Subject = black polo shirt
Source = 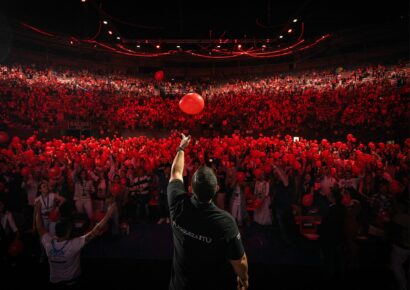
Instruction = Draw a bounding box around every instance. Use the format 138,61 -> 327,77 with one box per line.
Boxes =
167,179 -> 244,290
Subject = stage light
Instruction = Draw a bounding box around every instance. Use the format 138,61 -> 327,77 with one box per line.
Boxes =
237,44 -> 242,49
156,44 -> 160,49
70,40 -> 74,45
293,136 -> 300,142
136,45 -> 140,48
293,18 -> 298,23
176,45 -> 181,49
216,45 -> 221,48
81,0 -> 86,2
117,36 -> 121,40
108,30 -> 113,35
262,44 -> 267,48
103,20 -> 108,25
288,28 -> 293,33
279,35 -> 283,39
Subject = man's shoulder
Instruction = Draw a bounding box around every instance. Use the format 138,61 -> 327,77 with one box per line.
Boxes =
168,178 -> 184,186
209,206 -> 237,228
167,179 -> 186,194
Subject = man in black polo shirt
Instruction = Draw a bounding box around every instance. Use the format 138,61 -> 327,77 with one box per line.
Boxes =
167,134 -> 249,290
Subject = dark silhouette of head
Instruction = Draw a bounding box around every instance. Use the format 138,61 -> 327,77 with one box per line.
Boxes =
191,166 -> 218,202
55,219 -> 72,239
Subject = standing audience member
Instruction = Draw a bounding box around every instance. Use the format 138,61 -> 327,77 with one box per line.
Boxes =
72,170 -> 94,221
0,200 -> 20,264
319,188 -> 346,280
253,174 -> 271,225
156,163 -> 171,224
34,198 -> 116,286
34,181 -> 66,236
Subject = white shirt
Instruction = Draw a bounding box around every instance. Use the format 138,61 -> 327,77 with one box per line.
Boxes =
35,193 -> 57,222
23,177 -> 39,206
338,177 -> 360,190
73,180 -> 95,200
41,233 -> 86,283
254,181 -> 269,198
320,176 -> 337,196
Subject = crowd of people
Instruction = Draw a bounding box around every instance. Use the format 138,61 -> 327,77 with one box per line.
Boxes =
0,63 -> 408,135
0,61 -> 408,289
0,133 -> 408,277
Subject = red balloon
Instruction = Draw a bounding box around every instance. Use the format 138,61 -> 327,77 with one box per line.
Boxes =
254,168 -> 263,178
254,198 -> 262,209
48,167 -> 61,179
179,93 -> 205,115
263,164 -> 272,175
0,131 -> 9,143
11,136 -> 20,144
342,193 -> 352,206
236,172 -> 246,183
389,181 -> 402,195
48,209 -> 60,222
120,178 -> 128,185
8,239 -> 23,257
21,167 -> 30,177
293,161 -> 302,171
302,194 -> 314,207
111,183 -> 122,196
154,70 -> 164,81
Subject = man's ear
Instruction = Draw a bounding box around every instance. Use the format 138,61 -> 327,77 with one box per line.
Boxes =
215,185 -> 220,193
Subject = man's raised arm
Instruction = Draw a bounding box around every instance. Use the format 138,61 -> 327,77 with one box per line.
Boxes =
169,133 -> 191,182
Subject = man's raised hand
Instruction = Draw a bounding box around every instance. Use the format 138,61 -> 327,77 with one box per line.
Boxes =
179,133 -> 191,149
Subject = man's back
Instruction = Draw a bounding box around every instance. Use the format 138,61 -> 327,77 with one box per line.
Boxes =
42,233 -> 85,283
168,179 -> 244,290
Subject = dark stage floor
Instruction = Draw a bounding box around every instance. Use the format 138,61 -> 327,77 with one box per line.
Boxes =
2,223 -> 398,290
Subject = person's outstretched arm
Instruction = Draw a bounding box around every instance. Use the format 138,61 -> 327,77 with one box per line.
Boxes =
34,200 -> 47,238
230,253 -> 249,290
169,133 -> 191,183
84,203 -> 116,244
273,164 -> 289,187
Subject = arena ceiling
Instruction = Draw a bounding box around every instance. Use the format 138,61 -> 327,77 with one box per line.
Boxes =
3,0 -> 407,40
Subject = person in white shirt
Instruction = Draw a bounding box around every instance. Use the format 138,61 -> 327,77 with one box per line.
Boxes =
338,170 -> 360,191
34,199 -> 116,286
229,177 -> 249,227
22,172 -> 39,208
33,180 -> 66,236
320,167 -> 337,197
72,170 -> 95,221
253,174 -> 271,225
